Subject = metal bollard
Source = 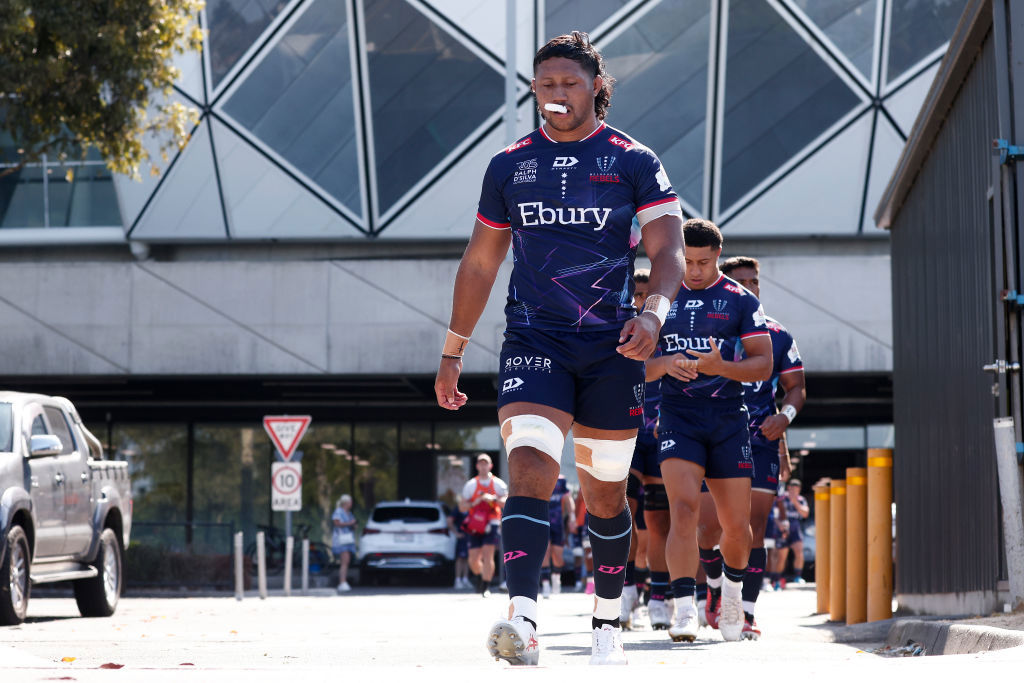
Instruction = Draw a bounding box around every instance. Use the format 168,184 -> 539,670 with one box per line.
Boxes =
828,479 -> 846,622
867,448 -> 894,621
301,539 -> 310,595
284,536 -> 294,597
256,530 -> 268,600
234,531 -> 244,601
846,467 -> 867,624
813,484 -> 830,614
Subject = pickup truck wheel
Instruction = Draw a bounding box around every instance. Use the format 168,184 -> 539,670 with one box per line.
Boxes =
73,528 -> 122,617
0,525 -> 30,625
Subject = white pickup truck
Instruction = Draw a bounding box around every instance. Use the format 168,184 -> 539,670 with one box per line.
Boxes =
0,391 -> 131,625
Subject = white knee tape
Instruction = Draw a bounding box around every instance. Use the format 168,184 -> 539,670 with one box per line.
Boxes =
574,437 -> 636,482
501,415 -> 565,463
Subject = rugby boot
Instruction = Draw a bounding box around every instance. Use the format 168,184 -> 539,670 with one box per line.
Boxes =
704,589 -> 721,629
648,598 -> 673,630
718,581 -> 744,641
589,624 -> 628,665
541,580 -> 551,599
696,599 -> 709,628
668,601 -> 700,643
619,585 -> 639,629
486,615 -> 539,666
741,615 -> 761,641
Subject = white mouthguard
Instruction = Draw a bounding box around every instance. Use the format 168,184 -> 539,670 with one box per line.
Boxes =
544,103 -> 567,114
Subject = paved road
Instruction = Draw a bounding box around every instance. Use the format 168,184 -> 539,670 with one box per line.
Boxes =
0,584 -> 1018,680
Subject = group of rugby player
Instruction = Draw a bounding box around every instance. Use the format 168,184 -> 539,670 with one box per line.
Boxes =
435,32 -> 804,666
620,248 -> 805,645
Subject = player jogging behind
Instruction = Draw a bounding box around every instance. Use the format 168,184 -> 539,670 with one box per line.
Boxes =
647,219 -> 772,643
698,256 -> 805,638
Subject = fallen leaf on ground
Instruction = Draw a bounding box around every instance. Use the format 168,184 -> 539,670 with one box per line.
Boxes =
98,663 -> 124,669
60,657 -> 76,663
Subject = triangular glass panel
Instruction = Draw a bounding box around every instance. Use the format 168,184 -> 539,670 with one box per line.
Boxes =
545,0 -> 633,38
884,62 -> 939,133
364,0 -> 504,215
789,0 -> 878,82
886,0 -> 966,86
721,0 -> 861,211
861,115 -> 904,231
113,91 -> 196,230
131,120 -> 228,239
210,118 -> 365,238
725,111 -> 872,235
206,0 -> 292,89
601,0 -> 712,214
223,0 -> 364,219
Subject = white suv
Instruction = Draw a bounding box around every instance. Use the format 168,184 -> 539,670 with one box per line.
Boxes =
357,500 -> 456,586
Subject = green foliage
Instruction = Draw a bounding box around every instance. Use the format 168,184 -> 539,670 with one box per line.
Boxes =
0,0 -> 204,179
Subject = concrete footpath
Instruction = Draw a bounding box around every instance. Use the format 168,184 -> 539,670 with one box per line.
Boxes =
0,583 -> 1020,680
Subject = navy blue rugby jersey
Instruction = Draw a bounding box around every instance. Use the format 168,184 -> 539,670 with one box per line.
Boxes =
658,274 -> 770,403
476,122 -> 681,331
742,317 -> 803,429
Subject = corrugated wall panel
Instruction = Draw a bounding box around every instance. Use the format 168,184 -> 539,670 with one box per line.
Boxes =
890,32 -> 1001,595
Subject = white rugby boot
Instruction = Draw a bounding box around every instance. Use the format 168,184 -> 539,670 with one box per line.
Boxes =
696,598 -> 708,627
541,580 -> 551,599
619,585 -> 639,629
648,597 -> 673,630
589,624 -> 627,665
668,600 -> 700,642
486,615 -> 539,666
718,579 -> 744,641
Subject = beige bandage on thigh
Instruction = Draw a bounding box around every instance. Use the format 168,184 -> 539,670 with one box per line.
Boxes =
574,437 -> 636,482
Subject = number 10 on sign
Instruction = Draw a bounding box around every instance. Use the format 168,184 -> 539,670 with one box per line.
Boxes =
271,462 -> 302,511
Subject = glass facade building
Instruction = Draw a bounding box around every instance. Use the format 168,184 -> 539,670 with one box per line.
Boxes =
0,0 -> 966,581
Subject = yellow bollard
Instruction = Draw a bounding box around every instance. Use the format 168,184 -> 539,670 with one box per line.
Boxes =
846,468 -> 867,624
829,479 -> 847,621
867,448 -> 894,621
813,484 -> 831,614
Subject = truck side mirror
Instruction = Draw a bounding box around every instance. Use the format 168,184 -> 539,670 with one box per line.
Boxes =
29,434 -> 62,457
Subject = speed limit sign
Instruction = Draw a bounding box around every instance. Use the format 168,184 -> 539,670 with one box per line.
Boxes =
271,462 -> 302,511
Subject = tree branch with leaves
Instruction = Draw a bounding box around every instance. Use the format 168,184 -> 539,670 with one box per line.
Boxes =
0,0 -> 205,180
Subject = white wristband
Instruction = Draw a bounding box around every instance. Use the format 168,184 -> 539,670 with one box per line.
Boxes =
780,404 -> 798,424
641,294 -> 671,326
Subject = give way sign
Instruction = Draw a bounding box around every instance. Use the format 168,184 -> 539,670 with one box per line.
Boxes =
263,415 -> 312,460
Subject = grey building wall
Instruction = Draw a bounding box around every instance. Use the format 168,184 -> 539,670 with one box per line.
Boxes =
887,27 -> 1001,602
0,251 -> 890,378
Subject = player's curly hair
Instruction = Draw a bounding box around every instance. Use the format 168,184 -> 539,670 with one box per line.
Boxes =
720,256 -> 760,275
683,218 -> 723,249
533,31 -> 615,120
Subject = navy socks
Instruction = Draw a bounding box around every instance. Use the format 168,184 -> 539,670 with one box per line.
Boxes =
743,547 -> 767,604
501,496 -> 551,601
587,507 -> 633,600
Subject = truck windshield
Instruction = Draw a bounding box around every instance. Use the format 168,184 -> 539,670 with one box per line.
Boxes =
0,403 -> 11,453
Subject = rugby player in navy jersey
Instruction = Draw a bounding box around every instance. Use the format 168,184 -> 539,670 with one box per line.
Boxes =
621,269 -> 675,631
434,32 -> 685,666
695,256 -> 805,640
646,219 -> 772,643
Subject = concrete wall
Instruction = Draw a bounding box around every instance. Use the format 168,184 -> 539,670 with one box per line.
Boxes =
0,253 -> 890,377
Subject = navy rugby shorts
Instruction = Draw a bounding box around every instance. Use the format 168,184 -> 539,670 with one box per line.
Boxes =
497,327 -> 645,431
749,431 -> 781,494
468,525 -> 500,549
630,431 -> 662,478
657,397 -> 754,480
